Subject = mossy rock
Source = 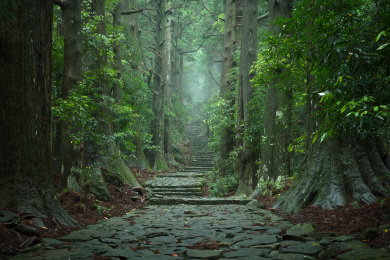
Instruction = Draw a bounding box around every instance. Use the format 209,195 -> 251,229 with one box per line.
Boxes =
85,168 -> 111,202
102,169 -> 125,187
174,154 -> 185,164
286,223 -> 316,236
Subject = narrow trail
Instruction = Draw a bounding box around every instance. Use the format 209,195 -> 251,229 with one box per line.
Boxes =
14,120 -> 390,259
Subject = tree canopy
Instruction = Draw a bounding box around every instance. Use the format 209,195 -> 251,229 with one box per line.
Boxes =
1,0 -> 389,225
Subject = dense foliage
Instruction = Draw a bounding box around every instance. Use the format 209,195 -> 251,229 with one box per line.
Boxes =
253,0 -> 390,143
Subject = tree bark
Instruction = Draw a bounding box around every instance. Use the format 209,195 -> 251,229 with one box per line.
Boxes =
124,0 -> 140,50
59,0 -> 84,189
274,70 -> 390,213
258,0 -> 292,182
178,53 -> 184,107
113,2 -> 122,105
219,0 -> 242,173
93,0 -> 141,187
273,136 -> 390,213
235,0 -> 258,196
122,0 -> 151,170
163,5 -> 177,166
0,0 -> 77,226
151,0 -> 168,170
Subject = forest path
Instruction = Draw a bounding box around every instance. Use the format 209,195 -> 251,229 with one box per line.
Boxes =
146,118 -> 251,206
13,120 -> 390,259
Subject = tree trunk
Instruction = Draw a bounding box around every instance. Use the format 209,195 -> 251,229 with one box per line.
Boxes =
52,12 -> 64,176
219,0 -> 241,173
0,0 -> 77,226
164,6 -> 177,166
273,137 -> 390,213
178,53 -> 184,107
93,0 -> 141,187
259,82 -> 292,181
152,0 -> 168,170
113,2 -> 122,105
235,0 -> 258,196
257,0 -> 293,182
121,0 -> 150,170
274,72 -> 390,213
123,0 -> 140,53
59,0 -> 84,189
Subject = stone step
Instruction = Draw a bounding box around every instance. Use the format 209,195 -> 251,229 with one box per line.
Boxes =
184,166 -> 213,172
145,177 -> 203,189
149,197 -> 253,205
153,191 -> 202,197
190,160 -> 214,164
189,163 -> 214,167
191,159 -> 214,165
156,172 -> 204,178
151,187 -> 202,193
148,184 -> 203,189
191,156 -> 215,159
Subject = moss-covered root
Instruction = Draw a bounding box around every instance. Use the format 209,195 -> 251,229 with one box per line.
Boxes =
273,137 -> 389,214
103,157 -> 141,187
235,151 -> 257,196
153,155 -> 169,171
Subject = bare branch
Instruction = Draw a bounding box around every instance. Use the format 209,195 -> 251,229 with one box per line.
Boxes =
146,47 -> 163,61
121,9 -> 144,15
257,12 -> 269,22
202,1 -> 211,12
180,39 -> 206,55
208,64 -> 222,87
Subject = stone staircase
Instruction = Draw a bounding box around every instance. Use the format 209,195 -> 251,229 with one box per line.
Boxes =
146,120 -> 252,205
15,120 -> 390,260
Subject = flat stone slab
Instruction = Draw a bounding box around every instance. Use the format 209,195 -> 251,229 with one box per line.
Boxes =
14,204 -> 390,259
280,241 -> 324,256
153,191 -> 202,197
149,197 -> 253,205
186,249 -> 222,258
145,177 -> 203,188
184,166 -> 213,171
59,231 -> 93,242
156,172 -> 204,178
223,248 -> 271,257
152,187 -> 202,192
11,121 -> 390,260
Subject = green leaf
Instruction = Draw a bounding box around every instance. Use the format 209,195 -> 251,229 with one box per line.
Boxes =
312,133 -> 318,143
320,133 -> 328,143
376,31 -> 385,42
377,43 -> 389,51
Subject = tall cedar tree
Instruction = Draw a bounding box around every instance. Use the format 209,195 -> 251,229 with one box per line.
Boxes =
152,0 -> 169,170
259,0 -> 292,182
0,0 -> 77,225
274,0 -> 390,213
235,0 -> 258,195
55,0 -> 84,188
219,0 -> 242,174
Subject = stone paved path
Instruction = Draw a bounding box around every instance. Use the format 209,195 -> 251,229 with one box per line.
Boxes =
13,121 -> 390,259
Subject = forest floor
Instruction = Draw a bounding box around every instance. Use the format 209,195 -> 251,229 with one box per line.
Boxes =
254,185 -> 390,253
2,168 -> 390,259
202,180 -> 390,253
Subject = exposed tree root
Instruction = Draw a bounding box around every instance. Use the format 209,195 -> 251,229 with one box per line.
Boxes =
273,137 -> 390,213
